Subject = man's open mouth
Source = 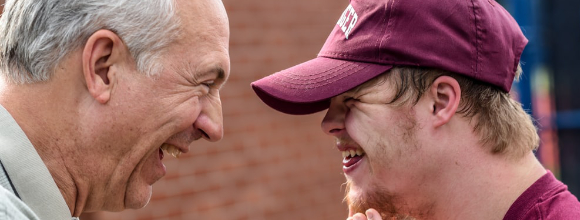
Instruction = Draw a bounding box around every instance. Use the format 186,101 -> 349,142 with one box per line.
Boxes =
160,143 -> 182,158
342,148 -> 365,168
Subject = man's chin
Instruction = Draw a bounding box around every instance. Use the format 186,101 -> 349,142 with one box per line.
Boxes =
345,181 -> 370,213
345,181 -> 405,219
346,190 -> 363,217
347,192 -> 376,217
124,184 -> 153,210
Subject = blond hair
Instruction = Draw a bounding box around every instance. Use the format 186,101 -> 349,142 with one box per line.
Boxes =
365,66 -> 539,157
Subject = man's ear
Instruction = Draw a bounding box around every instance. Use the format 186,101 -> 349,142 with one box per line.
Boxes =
429,76 -> 461,128
82,29 -> 127,104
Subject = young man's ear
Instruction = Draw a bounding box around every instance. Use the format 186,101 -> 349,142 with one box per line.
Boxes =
429,76 -> 461,128
82,29 -> 127,104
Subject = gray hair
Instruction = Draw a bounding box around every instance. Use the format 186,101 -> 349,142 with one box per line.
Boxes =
0,0 -> 180,84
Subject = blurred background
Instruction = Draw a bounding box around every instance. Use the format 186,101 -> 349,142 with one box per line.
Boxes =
0,0 -> 578,219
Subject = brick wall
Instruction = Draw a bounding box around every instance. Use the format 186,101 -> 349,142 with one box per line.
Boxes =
82,1 -> 349,219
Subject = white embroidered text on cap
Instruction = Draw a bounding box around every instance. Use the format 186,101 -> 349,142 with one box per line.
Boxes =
337,4 -> 358,39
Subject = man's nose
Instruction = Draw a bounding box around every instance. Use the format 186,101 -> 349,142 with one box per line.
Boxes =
193,95 -> 224,142
321,99 -> 346,137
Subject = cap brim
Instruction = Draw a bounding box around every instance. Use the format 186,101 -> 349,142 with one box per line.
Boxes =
251,57 -> 393,115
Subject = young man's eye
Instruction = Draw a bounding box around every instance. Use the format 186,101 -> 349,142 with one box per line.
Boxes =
343,97 -> 357,103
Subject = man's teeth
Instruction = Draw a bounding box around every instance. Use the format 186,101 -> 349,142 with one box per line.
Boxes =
342,149 -> 364,158
161,144 -> 181,158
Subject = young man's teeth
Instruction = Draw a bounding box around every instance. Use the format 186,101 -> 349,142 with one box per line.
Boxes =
342,149 -> 365,158
161,144 -> 181,158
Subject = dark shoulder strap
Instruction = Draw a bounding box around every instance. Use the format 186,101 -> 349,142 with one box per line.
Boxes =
0,158 -> 20,199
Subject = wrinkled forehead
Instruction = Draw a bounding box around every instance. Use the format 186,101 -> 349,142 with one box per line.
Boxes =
175,0 -> 229,40
170,0 -> 230,73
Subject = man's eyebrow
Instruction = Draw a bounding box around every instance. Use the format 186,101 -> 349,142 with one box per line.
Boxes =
195,65 -> 229,89
196,65 -> 226,81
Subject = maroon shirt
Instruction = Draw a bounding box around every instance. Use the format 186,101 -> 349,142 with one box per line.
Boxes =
503,170 -> 580,220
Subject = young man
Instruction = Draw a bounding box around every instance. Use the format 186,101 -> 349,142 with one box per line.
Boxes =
252,0 -> 580,219
0,0 -> 230,218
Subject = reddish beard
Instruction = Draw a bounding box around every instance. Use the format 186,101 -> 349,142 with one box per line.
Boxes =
345,180 -> 416,220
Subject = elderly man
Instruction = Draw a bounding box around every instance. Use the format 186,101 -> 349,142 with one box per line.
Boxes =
0,0 -> 229,219
252,0 -> 580,219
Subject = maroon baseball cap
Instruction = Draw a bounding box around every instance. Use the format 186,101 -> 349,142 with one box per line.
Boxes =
252,0 -> 528,115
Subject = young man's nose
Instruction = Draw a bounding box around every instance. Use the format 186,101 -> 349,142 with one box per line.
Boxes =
321,99 -> 347,137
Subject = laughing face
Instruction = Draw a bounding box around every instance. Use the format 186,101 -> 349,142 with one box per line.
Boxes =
321,72 -> 441,218
75,0 -> 230,211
